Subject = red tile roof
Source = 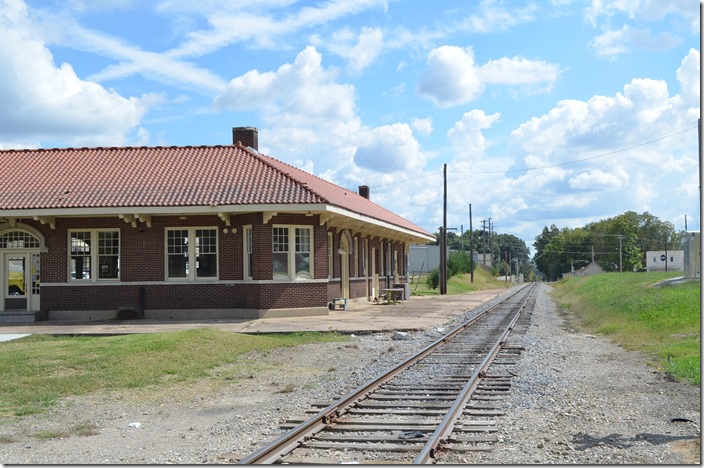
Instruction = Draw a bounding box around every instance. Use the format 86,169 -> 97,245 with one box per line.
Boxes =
0,144 -> 433,239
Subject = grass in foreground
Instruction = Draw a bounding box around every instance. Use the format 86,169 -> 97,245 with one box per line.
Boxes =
551,272 -> 700,385
0,328 -> 345,419
410,267 -> 512,296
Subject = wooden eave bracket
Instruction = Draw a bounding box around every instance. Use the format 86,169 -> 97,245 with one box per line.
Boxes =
319,213 -> 334,226
136,214 -> 152,228
263,211 -> 277,224
33,216 -> 56,230
218,212 -> 231,226
119,214 -> 137,228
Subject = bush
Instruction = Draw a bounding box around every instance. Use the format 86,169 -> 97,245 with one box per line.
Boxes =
448,251 -> 473,277
426,268 -> 440,289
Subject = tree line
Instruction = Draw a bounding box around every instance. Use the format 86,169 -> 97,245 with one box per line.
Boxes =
533,211 -> 684,281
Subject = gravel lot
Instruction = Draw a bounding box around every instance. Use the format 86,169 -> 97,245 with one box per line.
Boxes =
0,283 -> 700,464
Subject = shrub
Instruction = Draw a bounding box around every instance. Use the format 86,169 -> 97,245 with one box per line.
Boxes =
426,268 -> 440,289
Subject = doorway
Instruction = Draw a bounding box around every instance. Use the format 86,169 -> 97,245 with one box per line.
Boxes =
4,253 -> 41,311
0,228 -> 42,312
340,235 -> 350,299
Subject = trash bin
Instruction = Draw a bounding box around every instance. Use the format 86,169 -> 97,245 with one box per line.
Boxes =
393,283 -> 409,300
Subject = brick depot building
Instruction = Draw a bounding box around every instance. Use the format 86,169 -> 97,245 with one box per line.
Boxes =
0,127 -> 434,322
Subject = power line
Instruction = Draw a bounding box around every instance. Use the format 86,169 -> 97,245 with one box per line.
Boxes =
364,125 -> 696,189
453,126 -> 697,175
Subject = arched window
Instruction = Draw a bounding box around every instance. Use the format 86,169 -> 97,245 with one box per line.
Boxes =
0,230 -> 40,249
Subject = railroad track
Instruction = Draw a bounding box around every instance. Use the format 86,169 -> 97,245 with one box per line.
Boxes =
239,283 -> 537,464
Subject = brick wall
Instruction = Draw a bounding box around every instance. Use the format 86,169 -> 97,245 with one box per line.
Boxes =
15,213 -> 408,315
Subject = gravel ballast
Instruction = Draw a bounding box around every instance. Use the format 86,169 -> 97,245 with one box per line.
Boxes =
0,284 -> 700,464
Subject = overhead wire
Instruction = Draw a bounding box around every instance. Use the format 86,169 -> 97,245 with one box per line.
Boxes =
367,125 -> 697,188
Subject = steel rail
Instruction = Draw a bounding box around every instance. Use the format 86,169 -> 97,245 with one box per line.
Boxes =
413,283 -> 536,464
238,286 -> 528,464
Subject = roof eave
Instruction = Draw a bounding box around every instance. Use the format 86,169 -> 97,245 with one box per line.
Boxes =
0,203 -> 434,243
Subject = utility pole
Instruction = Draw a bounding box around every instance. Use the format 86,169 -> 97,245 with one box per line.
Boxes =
481,219 -> 487,270
469,204 -> 474,283
488,217 -> 493,267
440,163 -> 447,295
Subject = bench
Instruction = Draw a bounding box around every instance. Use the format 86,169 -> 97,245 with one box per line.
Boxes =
329,297 -> 348,311
379,288 -> 404,304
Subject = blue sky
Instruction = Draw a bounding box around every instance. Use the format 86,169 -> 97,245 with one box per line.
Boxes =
0,0 -> 700,250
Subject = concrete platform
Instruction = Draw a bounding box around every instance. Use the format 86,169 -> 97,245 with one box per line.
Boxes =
0,289 -> 510,337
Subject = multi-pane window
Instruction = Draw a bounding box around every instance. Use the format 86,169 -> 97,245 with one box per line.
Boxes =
243,225 -> 253,280
295,228 -> 311,279
166,228 -> 217,280
69,230 -> 119,281
273,226 -> 313,280
98,231 -> 119,279
167,229 -> 189,278
0,230 -> 40,249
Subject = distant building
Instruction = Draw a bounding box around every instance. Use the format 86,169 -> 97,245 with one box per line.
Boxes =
562,261 -> 603,278
646,250 -> 684,272
408,245 -> 481,274
682,232 -> 700,278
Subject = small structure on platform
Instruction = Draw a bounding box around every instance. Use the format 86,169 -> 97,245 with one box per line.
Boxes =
645,250 -> 684,272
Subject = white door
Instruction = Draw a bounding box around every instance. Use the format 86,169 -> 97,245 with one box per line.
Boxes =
5,254 -> 28,311
3,252 -> 39,311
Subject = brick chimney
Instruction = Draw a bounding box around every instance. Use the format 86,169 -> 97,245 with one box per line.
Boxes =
232,127 -> 258,150
359,185 -> 370,199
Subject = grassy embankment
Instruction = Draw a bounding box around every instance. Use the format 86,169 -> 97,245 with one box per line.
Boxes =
551,272 -> 700,385
410,266 -> 513,296
0,329 -> 346,420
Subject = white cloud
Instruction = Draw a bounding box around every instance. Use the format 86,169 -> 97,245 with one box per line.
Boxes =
410,117 -> 433,136
417,46 -> 484,108
676,49 -> 700,107
0,0 -> 154,147
353,123 -> 425,173
447,110 -> 500,157
315,26 -> 385,74
504,49 -> 699,233
589,24 -> 681,58
584,0 -> 698,29
169,0 -> 389,56
418,45 -> 562,107
568,168 -> 628,191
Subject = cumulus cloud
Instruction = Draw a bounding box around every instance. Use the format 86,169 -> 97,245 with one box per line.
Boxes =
417,45 -> 561,107
568,168 -> 628,191
503,48 -> 699,230
410,117 -> 433,136
353,123 -> 425,173
448,110 -> 501,157
0,0 -> 153,147
417,46 -> 484,108
214,46 -> 356,122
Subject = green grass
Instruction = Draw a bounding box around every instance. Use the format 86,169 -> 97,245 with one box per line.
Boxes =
410,267 -> 512,296
0,328 -> 346,419
552,273 -> 700,384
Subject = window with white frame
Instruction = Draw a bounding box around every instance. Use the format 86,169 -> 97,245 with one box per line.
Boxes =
243,225 -> 253,280
165,228 -> 218,280
273,225 -> 313,280
69,229 -> 120,281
